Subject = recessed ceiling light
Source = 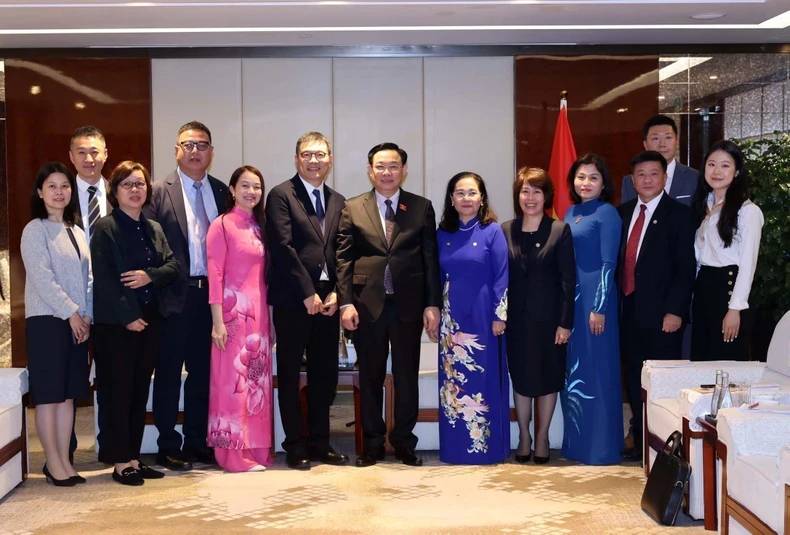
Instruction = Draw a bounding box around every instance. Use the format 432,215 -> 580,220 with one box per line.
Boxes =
75,101 -> 86,110
691,12 -> 725,20
658,96 -> 665,100
709,75 -> 718,80
30,85 -> 41,95
694,107 -> 701,111
617,108 -> 628,113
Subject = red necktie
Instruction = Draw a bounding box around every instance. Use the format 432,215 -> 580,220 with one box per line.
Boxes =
622,204 -> 647,296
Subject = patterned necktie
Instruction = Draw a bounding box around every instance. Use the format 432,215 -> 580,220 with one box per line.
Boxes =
622,204 -> 647,296
383,200 -> 395,294
87,185 -> 100,239
312,189 -> 325,227
193,181 -> 211,265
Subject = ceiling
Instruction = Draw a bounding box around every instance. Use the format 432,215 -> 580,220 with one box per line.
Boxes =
0,0 -> 788,49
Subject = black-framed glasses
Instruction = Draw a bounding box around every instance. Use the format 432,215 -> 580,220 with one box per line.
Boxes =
179,141 -> 211,152
299,151 -> 328,161
119,181 -> 147,190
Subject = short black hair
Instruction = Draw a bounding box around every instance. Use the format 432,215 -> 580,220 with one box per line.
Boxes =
367,142 -> 407,165
70,125 -> 105,147
30,162 -> 79,226
643,115 -> 678,140
178,121 -> 212,144
107,161 -> 153,209
567,153 -> 615,205
438,171 -> 497,232
514,167 -> 554,216
630,150 -> 668,174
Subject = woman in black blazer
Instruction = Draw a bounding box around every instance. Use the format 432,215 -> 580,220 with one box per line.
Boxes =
90,161 -> 179,486
502,167 -> 575,464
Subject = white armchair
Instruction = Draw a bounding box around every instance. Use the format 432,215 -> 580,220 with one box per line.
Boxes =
717,407 -> 790,535
0,367 -> 29,499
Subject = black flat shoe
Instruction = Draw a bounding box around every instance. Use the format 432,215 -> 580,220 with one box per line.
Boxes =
514,453 -> 532,464
136,462 -> 165,479
394,448 -> 423,467
309,447 -> 349,466
156,452 -> 193,471
355,447 -> 385,468
621,448 -> 642,463
112,467 -> 144,486
43,464 -> 77,487
183,446 -> 217,466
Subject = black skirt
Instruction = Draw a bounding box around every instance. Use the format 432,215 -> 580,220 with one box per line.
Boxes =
505,314 -> 566,397
691,265 -> 755,361
25,315 -> 89,405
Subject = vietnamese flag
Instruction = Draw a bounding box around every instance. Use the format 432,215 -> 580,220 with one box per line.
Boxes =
548,98 -> 577,220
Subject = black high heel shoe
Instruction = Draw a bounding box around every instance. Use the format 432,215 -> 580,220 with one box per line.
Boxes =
70,474 -> 86,484
534,440 -> 551,464
515,453 -> 532,463
43,464 -> 77,487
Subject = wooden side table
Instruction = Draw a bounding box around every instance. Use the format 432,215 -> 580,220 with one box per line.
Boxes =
696,415 -> 719,531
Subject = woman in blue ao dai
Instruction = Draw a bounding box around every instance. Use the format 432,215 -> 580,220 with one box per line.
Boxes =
437,172 -> 509,465
561,154 -> 624,465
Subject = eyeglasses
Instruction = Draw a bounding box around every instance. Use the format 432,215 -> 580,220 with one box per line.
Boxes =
373,164 -> 402,173
299,151 -> 328,161
453,190 -> 481,199
179,141 -> 211,152
119,181 -> 147,190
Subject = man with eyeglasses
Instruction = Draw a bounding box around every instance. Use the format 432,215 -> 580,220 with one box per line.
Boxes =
265,132 -> 348,470
143,121 -> 228,471
336,142 -> 441,468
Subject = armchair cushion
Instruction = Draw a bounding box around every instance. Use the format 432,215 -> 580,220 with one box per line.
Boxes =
730,454 -> 782,533
647,397 -> 680,442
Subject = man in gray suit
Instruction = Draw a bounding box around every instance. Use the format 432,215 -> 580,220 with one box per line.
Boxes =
621,115 -> 698,206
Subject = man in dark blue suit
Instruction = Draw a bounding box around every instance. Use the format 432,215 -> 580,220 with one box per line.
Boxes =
143,121 -> 228,471
621,115 -> 699,206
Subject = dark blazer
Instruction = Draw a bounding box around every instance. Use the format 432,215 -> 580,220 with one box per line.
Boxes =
90,211 -> 180,326
617,194 -> 697,329
336,189 -> 441,323
502,215 -> 575,329
265,175 -> 345,309
621,163 -> 699,206
142,170 -> 227,315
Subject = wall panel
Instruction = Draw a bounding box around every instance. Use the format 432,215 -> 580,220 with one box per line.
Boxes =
151,58 -> 243,183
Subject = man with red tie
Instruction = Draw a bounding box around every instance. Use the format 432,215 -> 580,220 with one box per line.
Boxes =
617,150 -> 696,463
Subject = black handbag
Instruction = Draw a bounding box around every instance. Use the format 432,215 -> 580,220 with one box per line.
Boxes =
641,430 -> 692,526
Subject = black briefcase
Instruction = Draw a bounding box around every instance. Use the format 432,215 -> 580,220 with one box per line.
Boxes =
641,430 -> 692,526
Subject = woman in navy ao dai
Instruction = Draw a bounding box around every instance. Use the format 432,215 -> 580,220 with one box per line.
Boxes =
437,172 -> 509,465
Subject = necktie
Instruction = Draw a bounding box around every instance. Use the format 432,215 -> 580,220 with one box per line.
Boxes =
622,204 -> 647,296
383,200 -> 395,294
87,185 -> 100,239
193,181 -> 211,265
312,189 -> 325,226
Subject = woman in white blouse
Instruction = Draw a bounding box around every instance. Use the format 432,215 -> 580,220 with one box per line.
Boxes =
691,140 -> 763,361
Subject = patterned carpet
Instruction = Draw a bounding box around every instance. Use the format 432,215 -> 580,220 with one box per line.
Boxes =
0,407 -> 707,534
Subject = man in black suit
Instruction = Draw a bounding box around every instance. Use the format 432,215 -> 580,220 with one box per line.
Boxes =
617,151 -> 696,462
336,142 -> 442,468
266,132 -> 348,470
143,121 -> 228,471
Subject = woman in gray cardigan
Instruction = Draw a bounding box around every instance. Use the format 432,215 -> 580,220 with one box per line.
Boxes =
20,162 -> 92,487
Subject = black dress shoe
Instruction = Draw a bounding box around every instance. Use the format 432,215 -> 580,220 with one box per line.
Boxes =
394,448 -> 423,467
183,446 -> 217,465
621,448 -> 642,463
514,453 -> 532,464
136,462 -> 165,479
355,447 -> 385,468
285,452 -> 311,470
156,451 -> 193,471
112,467 -> 144,486
309,447 -> 349,466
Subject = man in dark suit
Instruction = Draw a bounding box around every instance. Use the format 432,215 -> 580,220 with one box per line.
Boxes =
621,115 -> 699,206
68,125 -> 112,464
336,142 -> 441,468
617,151 -> 696,462
266,132 -> 348,470
143,121 -> 228,471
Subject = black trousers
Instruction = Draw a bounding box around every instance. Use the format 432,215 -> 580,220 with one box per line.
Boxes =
273,282 -> 339,453
153,286 -> 212,453
355,297 -> 423,451
620,294 -> 683,449
93,303 -> 160,464
691,265 -> 755,362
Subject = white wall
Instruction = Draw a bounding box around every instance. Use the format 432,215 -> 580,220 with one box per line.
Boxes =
151,57 -> 515,220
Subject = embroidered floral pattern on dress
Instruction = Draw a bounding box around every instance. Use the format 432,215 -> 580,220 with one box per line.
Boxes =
233,332 -> 272,416
439,281 -> 491,453
207,415 -> 244,449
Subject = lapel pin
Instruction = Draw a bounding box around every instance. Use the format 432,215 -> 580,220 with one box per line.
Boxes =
575,217 -> 582,224
653,220 -> 658,224
473,242 -> 478,247
399,204 -> 407,211
446,242 -> 451,246
535,243 -> 541,248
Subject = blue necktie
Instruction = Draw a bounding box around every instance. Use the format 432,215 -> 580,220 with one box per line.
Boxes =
383,200 -> 395,294
193,181 -> 210,266
312,189 -> 325,224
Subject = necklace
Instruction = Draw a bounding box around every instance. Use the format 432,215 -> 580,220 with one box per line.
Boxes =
459,221 -> 480,232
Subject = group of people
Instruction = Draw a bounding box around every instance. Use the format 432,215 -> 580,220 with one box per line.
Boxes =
20,114 -> 763,488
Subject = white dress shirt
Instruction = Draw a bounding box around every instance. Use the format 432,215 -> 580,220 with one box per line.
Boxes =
664,159 -> 677,195
695,193 -> 764,310
76,175 -> 108,244
627,191 -> 664,259
177,167 -> 219,277
298,175 -> 329,281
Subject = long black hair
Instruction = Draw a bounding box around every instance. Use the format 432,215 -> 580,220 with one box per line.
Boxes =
30,162 -> 79,225
438,171 -> 497,232
691,140 -> 750,248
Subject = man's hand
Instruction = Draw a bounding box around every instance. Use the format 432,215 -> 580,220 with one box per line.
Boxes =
126,318 -> 148,332
662,313 -> 683,333
303,294 -> 322,315
423,306 -> 440,341
341,305 -> 360,331
321,292 -> 338,316
121,270 -> 152,289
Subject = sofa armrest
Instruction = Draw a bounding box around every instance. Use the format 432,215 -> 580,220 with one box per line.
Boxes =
643,361 -> 765,402
0,368 -> 29,405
